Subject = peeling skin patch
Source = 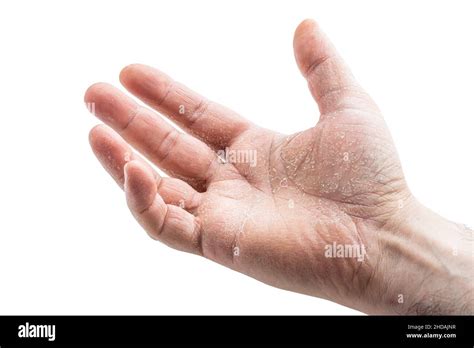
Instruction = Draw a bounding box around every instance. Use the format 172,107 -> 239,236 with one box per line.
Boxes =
274,114 -> 404,217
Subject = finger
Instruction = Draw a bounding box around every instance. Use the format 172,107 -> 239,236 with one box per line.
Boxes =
124,160 -> 203,255
89,124 -> 148,188
293,19 -> 377,116
89,124 -> 201,210
85,83 -> 218,188
120,64 -> 251,148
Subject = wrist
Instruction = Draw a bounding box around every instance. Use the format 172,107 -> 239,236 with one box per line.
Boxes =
350,198 -> 474,315
366,199 -> 473,314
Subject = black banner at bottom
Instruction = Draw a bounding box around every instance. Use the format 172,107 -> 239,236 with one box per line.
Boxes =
0,315 -> 472,346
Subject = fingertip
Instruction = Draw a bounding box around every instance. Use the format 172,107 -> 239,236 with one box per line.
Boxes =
119,63 -> 141,86
84,82 -> 119,122
84,81 -> 138,129
119,63 -> 154,88
294,19 -> 318,42
124,160 -> 146,185
297,18 -> 317,30
88,124 -> 119,157
88,124 -> 107,146
293,18 -> 333,79
119,64 -> 169,102
88,124 -> 110,159
84,82 -> 112,104
124,160 -> 157,212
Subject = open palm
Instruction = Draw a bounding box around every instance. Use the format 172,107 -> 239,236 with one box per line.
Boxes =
86,20 -> 411,311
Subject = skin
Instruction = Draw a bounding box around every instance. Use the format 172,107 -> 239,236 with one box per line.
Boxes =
84,19 -> 473,315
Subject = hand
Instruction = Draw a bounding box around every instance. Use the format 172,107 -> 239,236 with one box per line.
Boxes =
85,19 -> 473,314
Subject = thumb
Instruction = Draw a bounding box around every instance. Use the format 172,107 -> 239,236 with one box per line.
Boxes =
293,19 -> 375,116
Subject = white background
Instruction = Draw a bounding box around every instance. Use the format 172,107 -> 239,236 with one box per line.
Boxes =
0,0 -> 472,315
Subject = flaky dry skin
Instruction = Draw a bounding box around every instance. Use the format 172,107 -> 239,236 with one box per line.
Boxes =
84,19 -> 473,314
